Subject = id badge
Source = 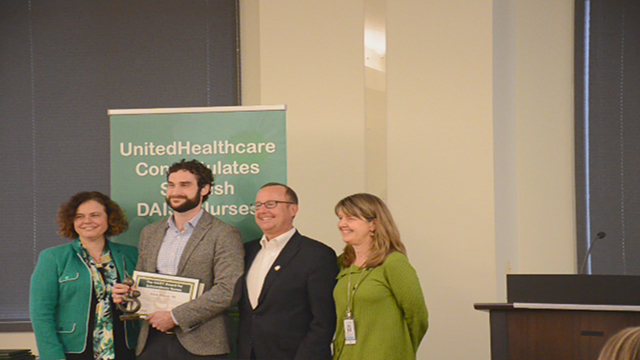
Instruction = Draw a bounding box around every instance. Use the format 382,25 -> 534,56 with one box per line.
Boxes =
344,318 -> 356,345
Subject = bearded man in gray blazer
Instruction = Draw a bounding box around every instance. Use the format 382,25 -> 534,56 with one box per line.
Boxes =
114,159 -> 244,360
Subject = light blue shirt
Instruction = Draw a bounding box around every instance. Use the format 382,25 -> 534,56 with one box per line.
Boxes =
156,209 -> 204,276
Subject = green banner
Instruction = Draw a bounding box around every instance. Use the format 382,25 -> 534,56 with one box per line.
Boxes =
109,106 -> 287,246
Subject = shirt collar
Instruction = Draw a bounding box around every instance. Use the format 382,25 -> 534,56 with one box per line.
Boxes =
259,227 -> 296,250
167,208 -> 205,231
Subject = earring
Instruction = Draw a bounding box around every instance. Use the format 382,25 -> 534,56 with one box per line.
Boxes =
369,231 -> 375,237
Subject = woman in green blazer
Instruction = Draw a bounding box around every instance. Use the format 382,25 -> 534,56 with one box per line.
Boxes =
332,193 -> 428,360
30,191 -> 139,360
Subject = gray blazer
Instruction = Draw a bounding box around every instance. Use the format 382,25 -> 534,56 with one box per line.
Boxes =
135,211 -> 244,356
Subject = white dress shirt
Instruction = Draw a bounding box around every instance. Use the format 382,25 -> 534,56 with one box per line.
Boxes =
246,227 -> 296,309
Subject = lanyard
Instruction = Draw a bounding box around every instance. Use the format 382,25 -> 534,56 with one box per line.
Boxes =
346,265 -> 369,318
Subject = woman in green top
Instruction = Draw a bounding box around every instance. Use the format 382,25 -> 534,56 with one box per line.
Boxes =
333,193 -> 428,360
30,191 -> 139,360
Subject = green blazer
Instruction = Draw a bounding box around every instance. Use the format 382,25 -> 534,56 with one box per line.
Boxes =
30,239 -> 139,360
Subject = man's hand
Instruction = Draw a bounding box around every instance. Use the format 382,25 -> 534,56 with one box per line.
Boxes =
147,311 -> 176,332
112,283 -> 132,304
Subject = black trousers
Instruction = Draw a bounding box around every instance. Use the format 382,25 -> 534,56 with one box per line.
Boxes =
137,328 -> 228,360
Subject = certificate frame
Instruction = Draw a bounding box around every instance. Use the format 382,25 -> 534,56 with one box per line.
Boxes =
132,270 -> 201,316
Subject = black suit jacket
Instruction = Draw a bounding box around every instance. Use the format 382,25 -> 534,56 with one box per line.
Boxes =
237,231 -> 338,360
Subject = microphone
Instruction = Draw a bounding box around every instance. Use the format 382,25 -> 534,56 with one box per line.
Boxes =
579,232 -> 606,274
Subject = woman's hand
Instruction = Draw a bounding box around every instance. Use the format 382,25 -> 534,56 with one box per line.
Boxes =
112,283 -> 132,304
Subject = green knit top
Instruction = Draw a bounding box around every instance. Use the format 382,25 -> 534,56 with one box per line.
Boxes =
333,251 -> 428,360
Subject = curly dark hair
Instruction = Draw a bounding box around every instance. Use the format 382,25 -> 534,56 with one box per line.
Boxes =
167,159 -> 214,201
57,191 -> 129,239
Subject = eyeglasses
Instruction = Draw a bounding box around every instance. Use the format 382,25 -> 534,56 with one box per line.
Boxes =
251,200 -> 295,210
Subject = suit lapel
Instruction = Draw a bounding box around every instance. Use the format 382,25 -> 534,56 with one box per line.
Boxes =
177,212 -> 212,275
257,232 -> 302,305
109,242 -> 125,277
242,241 -> 262,309
245,241 -> 262,271
145,220 -> 168,273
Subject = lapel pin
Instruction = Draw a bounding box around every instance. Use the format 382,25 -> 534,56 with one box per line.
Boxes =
274,265 -> 281,271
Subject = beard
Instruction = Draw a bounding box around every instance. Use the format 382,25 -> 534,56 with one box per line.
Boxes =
165,193 -> 201,213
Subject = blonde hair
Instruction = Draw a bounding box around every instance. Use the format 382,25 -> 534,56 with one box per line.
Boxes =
334,193 -> 406,268
598,327 -> 640,360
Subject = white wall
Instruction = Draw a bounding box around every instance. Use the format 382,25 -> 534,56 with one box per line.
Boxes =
386,1 -> 496,358
0,333 -> 37,354
1,1 -> 575,358
513,0 -> 576,274
240,0 -> 367,251
241,0 -> 575,359
493,0 -> 576,304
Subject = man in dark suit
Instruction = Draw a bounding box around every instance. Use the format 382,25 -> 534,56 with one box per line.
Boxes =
238,183 -> 338,360
114,159 -> 244,360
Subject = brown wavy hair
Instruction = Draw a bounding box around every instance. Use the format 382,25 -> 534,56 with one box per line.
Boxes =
335,193 -> 406,268
57,191 -> 128,239
598,327 -> 640,360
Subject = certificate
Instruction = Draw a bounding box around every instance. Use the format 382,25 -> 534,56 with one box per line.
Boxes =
132,271 -> 201,316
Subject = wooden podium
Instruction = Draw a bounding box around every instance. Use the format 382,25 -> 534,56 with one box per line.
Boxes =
475,275 -> 640,360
